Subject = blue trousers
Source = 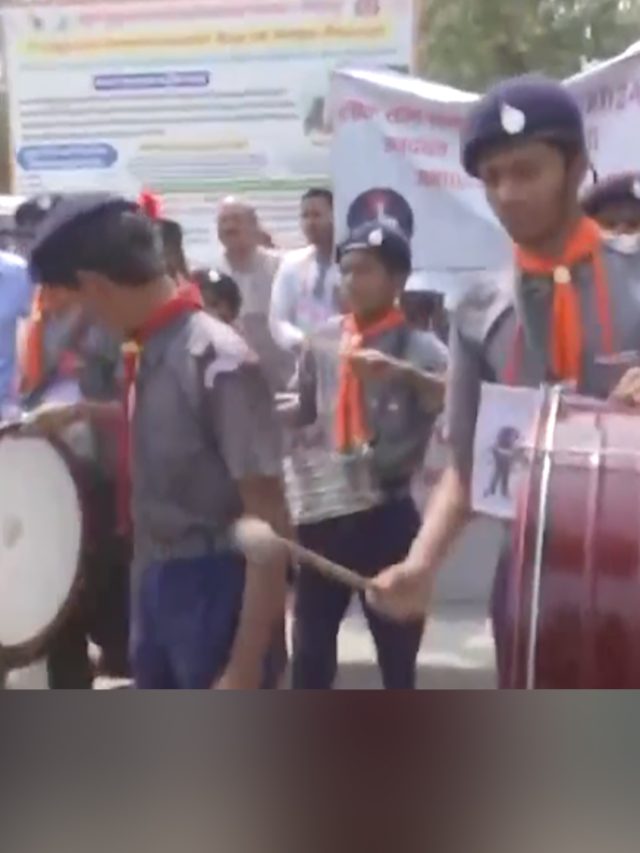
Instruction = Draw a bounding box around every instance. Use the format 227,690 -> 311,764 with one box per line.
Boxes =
131,552 -> 286,689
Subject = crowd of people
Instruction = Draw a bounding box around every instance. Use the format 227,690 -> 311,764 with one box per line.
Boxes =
0,182 -> 449,690
2,71 -> 640,690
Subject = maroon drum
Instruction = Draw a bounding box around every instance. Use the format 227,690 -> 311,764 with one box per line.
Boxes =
505,388 -> 640,688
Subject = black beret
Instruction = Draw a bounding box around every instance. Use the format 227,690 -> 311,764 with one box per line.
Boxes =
337,220 -> 412,273
582,172 -> 640,217
14,193 -> 64,229
462,74 -> 586,177
29,192 -> 138,285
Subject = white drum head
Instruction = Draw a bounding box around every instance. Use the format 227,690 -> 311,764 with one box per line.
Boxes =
0,433 -> 82,664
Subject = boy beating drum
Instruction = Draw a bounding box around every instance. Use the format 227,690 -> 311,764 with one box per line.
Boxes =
27,194 -> 290,689
370,76 -> 640,686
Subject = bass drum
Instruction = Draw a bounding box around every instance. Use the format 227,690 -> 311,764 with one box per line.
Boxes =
505,389 -> 640,688
0,427 -> 83,675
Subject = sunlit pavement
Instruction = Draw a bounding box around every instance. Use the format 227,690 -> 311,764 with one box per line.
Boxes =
334,604 -> 496,689
8,475 -> 500,690
7,602 -> 496,690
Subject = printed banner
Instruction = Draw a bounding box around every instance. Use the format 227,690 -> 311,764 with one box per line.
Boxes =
331,43 -> 640,287
2,0 -> 415,264
331,68 -> 511,274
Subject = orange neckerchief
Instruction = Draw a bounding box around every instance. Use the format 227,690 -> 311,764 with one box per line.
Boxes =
335,306 -> 405,452
116,281 -> 204,534
515,217 -> 614,382
19,286 -> 48,394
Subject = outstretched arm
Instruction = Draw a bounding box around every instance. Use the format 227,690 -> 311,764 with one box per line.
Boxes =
368,317 -> 481,621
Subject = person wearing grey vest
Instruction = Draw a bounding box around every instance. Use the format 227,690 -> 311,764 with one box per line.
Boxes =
283,220 -> 448,689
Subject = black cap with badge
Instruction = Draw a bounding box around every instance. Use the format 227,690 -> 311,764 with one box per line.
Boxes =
14,193 -> 64,230
336,220 -> 412,275
582,172 -> 640,218
29,192 -> 141,287
462,74 -> 586,178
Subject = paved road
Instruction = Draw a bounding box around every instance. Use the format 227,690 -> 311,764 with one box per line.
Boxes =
334,603 -> 495,689
8,470 -> 502,690
7,602 -> 496,690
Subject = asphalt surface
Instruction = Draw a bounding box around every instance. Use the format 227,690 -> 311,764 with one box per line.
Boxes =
7,451 -> 502,690
7,601 -> 496,690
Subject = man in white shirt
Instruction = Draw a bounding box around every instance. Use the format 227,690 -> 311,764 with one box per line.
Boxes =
217,196 -> 289,388
269,188 -> 340,351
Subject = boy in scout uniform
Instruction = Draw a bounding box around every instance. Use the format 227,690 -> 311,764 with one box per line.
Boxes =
369,76 -> 640,684
582,172 -> 640,236
16,193 -> 129,688
286,221 -> 448,689
28,194 -> 289,690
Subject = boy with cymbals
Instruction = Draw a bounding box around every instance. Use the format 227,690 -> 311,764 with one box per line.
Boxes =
287,220 -> 447,689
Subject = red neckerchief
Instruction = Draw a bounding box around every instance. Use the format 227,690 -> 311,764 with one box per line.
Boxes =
335,306 -> 405,452
509,217 -> 615,385
116,282 -> 204,534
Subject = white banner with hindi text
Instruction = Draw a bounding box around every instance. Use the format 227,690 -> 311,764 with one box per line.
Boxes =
331,44 -> 640,292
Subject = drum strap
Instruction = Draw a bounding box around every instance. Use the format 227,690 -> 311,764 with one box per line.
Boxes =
503,325 -> 524,387
503,288 -> 616,388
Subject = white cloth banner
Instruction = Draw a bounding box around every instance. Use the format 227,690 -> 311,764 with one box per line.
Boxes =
331,43 -> 640,280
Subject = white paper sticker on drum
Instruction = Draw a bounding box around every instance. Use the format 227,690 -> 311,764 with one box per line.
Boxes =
40,377 -> 82,406
472,383 -> 544,520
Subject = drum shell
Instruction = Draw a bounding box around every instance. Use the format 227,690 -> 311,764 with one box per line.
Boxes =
0,426 -> 85,670
505,395 -> 640,689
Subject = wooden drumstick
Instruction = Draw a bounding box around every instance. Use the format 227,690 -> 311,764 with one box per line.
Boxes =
233,517 -> 370,593
305,332 -> 445,388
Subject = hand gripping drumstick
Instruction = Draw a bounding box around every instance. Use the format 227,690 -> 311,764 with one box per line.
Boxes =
303,335 -> 445,413
307,332 -> 442,382
233,517 -> 370,593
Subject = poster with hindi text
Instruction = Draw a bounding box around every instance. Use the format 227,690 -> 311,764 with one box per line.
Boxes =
2,0 -> 415,265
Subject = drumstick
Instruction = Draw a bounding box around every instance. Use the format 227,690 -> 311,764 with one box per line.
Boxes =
233,517 -> 370,593
306,332 -> 443,385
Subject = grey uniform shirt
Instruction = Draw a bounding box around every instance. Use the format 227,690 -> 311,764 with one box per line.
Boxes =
447,233 -> 640,481
286,318 -> 448,526
131,311 -> 282,572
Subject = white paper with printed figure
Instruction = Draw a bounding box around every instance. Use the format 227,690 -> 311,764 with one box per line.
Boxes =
472,383 -> 544,521
40,378 -> 82,406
